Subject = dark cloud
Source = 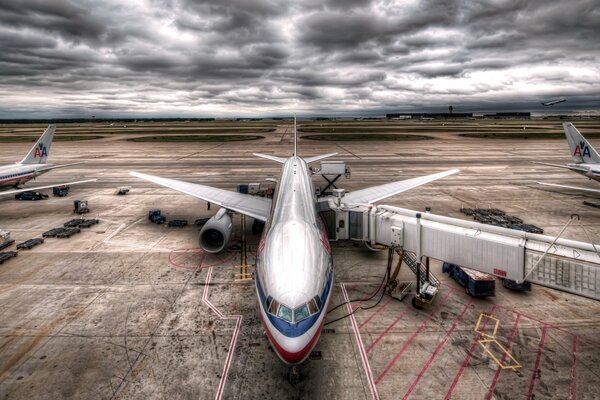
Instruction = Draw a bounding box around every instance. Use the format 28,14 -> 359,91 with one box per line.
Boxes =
0,0 -> 597,118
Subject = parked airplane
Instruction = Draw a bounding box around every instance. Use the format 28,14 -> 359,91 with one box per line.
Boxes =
131,118 -> 459,364
0,125 -> 96,197
534,122 -> 600,194
541,98 -> 566,106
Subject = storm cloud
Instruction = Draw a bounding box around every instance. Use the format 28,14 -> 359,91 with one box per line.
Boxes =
0,0 -> 598,117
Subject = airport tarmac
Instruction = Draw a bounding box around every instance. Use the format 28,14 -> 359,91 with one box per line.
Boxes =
0,120 -> 599,399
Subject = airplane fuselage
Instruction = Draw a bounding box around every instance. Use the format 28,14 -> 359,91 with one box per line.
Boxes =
568,163 -> 600,182
254,156 -> 333,364
0,164 -> 52,189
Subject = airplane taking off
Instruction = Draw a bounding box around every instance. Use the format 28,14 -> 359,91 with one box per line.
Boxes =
534,122 -> 600,194
0,125 -> 96,197
541,98 -> 566,106
131,118 -> 459,364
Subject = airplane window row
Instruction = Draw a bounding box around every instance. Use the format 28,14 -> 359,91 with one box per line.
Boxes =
265,295 -> 322,323
1,173 -> 27,179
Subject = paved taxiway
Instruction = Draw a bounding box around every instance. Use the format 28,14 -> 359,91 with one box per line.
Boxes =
0,120 -> 599,399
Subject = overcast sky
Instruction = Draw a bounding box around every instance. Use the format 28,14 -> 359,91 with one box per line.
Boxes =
0,0 -> 598,118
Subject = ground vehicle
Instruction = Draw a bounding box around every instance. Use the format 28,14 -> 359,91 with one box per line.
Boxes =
0,251 -> 18,264
15,191 -> 48,201
116,186 -> 131,195
73,200 -> 90,214
42,228 -> 64,238
16,238 -> 44,250
53,185 -> 70,197
149,209 -> 166,224
0,231 -> 15,250
167,219 -> 188,228
443,262 -> 495,297
79,219 -> 99,228
503,278 -> 532,291
56,227 -> 80,238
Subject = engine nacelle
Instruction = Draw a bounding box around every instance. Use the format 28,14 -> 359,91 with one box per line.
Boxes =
199,209 -> 232,253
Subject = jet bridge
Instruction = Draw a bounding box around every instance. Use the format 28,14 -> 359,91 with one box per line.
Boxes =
322,198 -> 600,301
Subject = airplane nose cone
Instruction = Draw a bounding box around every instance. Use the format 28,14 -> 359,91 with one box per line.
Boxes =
264,322 -> 323,365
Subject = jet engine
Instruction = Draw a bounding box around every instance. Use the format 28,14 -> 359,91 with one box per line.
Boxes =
199,208 -> 232,253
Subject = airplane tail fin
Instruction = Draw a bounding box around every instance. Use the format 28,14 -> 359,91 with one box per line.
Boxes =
20,125 -> 55,164
564,122 -> 600,164
294,115 -> 297,157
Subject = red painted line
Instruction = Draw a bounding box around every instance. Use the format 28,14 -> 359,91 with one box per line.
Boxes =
202,266 -> 243,400
485,313 -> 522,400
402,297 -> 474,400
443,304 -> 498,400
526,325 -> 548,400
341,283 -> 379,400
568,336 -> 578,400
359,297 -> 394,329
366,310 -> 408,354
375,288 -> 455,384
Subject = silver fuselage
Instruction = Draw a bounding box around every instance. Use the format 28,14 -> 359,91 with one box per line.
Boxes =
0,164 -> 53,189
569,163 -> 600,182
255,156 -> 333,364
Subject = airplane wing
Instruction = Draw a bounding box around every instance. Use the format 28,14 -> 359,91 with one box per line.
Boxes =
0,179 -> 97,197
536,182 -> 600,194
532,161 -> 588,173
343,169 -> 460,204
130,171 -> 272,221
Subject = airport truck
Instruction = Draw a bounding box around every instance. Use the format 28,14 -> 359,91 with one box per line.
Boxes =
73,200 -> 90,214
0,231 -> 15,250
148,209 -> 166,224
443,262 -> 496,297
53,185 -> 70,197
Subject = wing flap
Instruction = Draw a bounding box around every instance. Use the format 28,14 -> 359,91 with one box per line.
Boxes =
343,169 -> 460,204
130,172 -> 271,221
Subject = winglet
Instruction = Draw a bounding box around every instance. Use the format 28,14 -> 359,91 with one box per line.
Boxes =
20,125 -> 55,164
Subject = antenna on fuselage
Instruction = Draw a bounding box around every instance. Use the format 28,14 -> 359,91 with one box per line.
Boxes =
294,114 -> 297,157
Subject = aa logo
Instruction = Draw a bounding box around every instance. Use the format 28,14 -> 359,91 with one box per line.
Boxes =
34,143 -> 47,158
573,141 -> 591,158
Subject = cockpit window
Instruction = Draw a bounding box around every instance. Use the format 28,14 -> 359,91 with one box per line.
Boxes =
314,295 -> 322,310
277,304 -> 293,322
307,298 -> 319,314
268,298 -> 280,315
294,304 -> 310,322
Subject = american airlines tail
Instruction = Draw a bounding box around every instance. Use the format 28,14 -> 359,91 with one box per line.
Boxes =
20,125 -> 55,164
564,122 -> 600,164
